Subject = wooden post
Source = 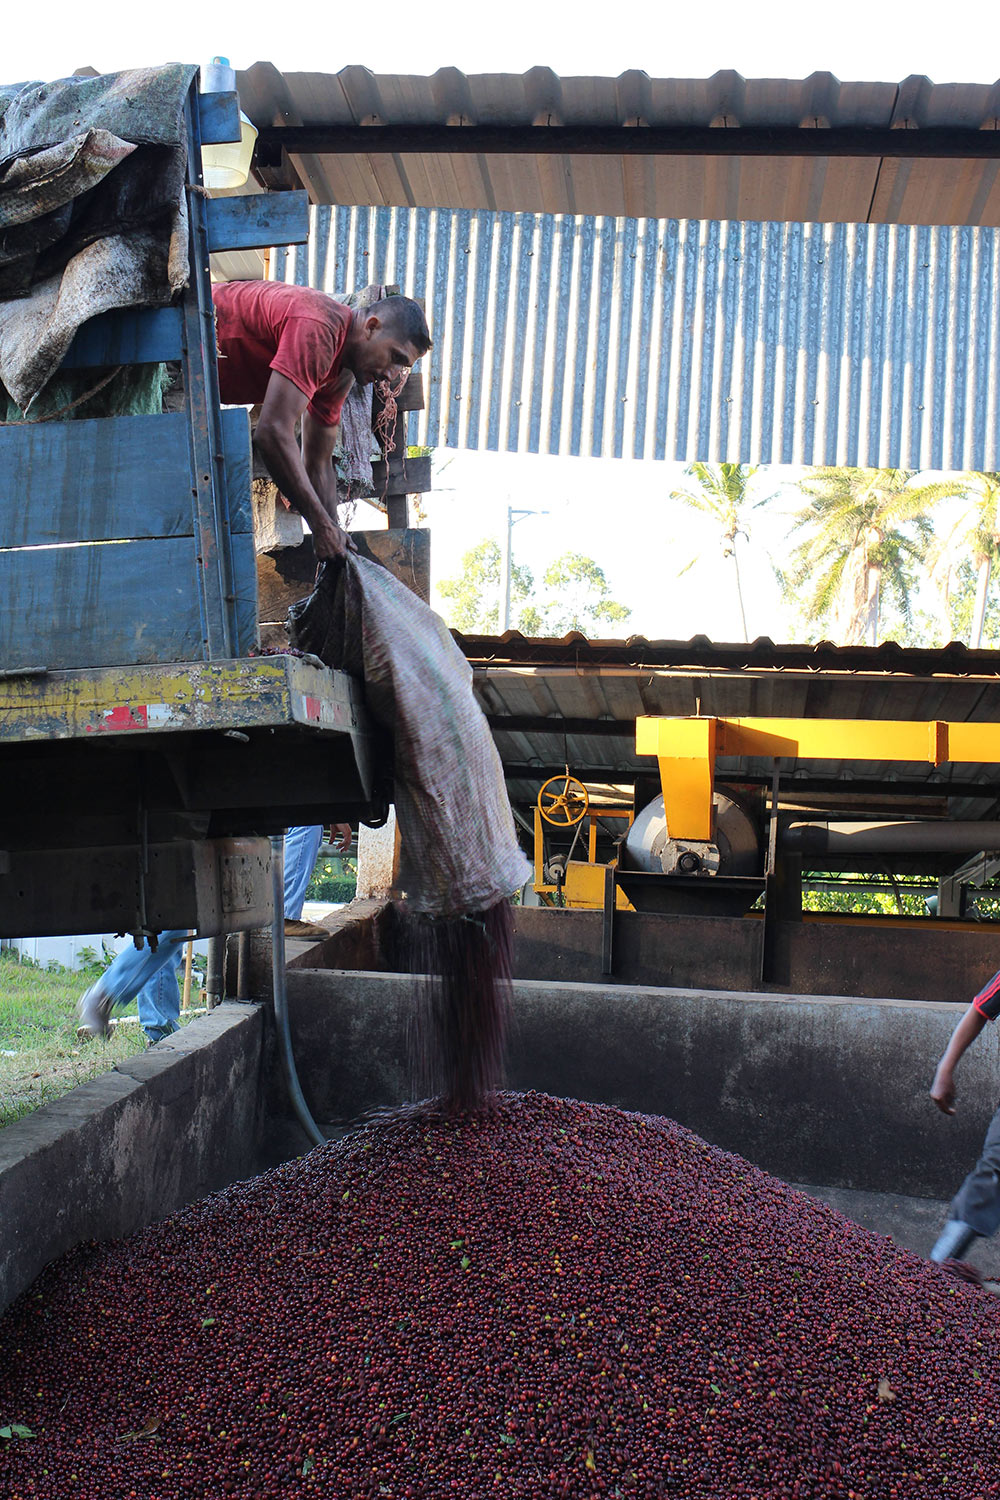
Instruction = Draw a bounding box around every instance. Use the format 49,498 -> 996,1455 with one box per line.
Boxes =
181,938 -> 194,1012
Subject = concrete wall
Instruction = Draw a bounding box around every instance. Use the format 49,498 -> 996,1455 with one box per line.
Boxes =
513,907 -> 1000,1003
284,969 -> 998,1202
0,1005 -> 265,1313
5,966 -> 997,1315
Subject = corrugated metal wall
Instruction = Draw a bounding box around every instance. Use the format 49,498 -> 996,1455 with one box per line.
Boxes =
272,208 -> 1000,470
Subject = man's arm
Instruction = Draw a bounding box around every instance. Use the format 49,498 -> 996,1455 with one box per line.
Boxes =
930,1002 -> 989,1115
254,372 -> 353,560
301,407 -> 347,523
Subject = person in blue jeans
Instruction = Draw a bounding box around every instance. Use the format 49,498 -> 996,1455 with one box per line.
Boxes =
78,824 -> 351,1044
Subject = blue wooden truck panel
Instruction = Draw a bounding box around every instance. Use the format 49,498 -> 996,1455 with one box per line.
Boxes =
0,405 -> 255,669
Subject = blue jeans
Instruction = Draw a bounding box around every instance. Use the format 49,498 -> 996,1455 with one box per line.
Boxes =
283,824 -> 324,919
112,931 -> 187,1044
90,826 -> 324,1041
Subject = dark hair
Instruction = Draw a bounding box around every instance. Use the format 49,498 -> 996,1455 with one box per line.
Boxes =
378,294 -> 433,355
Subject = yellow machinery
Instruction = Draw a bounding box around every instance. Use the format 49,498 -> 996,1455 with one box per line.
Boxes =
531,715 -> 1000,921
526,714 -> 1000,981
532,772 -> 633,909
635,715 -> 1000,841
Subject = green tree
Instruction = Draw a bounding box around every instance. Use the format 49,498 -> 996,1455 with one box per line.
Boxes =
668,463 -> 771,641
781,468 -> 956,645
930,472 -> 1000,647
438,545 -> 631,638
534,553 -> 632,637
437,538 -> 535,633
944,558 -> 1000,647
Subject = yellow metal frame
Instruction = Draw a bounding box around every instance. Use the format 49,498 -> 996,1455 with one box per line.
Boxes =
533,805 -> 633,908
636,714 -> 1000,841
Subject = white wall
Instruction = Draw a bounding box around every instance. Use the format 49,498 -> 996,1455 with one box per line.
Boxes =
2,934 -> 210,972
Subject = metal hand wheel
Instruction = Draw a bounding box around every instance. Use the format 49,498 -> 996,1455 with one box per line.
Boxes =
538,773 -> 589,827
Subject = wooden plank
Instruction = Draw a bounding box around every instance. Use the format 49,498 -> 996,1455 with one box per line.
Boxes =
370,453 -> 432,495
386,496 -> 409,529
61,306 -> 184,369
197,91 -> 241,146
256,528 -> 430,621
355,529 -> 430,602
0,538 -> 205,671
220,406 -> 253,534
255,539 -> 318,621
0,413 -> 196,547
232,531 -> 260,656
206,191 -> 310,252
252,152 -> 307,195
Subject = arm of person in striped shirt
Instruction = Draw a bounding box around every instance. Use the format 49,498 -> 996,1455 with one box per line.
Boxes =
930,970 -> 1000,1115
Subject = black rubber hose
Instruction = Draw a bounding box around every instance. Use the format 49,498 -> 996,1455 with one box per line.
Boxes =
270,834 -> 326,1148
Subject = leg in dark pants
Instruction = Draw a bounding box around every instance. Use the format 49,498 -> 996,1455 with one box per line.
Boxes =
949,1103 -> 1000,1238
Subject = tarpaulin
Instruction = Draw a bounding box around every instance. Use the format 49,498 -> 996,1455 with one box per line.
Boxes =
0,64 -> 194,412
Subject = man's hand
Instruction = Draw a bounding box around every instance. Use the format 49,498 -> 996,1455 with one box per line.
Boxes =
931,1066 -> 957,1115
312,517 -> 355,561
331,823 -> 352,853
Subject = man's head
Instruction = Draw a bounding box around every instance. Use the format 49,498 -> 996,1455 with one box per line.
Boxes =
342,295 -> 432,386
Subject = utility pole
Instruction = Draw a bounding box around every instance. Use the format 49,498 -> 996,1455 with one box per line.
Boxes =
500,504 -> 548,631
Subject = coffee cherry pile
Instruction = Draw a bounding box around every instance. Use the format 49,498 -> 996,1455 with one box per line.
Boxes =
2,1090 -> 999,1499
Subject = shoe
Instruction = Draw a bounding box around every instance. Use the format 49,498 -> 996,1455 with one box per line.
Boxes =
930,1220 -> 979,1263
76,982 -> 114,1039
283,918 -> 329,940
144,1027 -> 177,1047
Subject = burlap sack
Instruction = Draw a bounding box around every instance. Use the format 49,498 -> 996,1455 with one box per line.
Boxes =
289,553 -> 530,917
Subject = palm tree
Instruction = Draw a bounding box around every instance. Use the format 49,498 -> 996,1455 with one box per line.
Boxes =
782,468 -> 957,646
669,463 -> 770,640
931,472 -> 1000,647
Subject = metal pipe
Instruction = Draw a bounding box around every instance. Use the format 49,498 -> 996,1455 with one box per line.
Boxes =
780,820 -> 1000,855
236,929 -> 251,1001
269,834 -> 325,1149
205,934 -> 225,1008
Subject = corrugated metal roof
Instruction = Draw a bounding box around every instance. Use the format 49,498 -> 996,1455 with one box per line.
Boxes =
457,632 -> 1000,675
237,64 -> 1000,226
272,205 -> 1000,468
457,633 -> 1000,812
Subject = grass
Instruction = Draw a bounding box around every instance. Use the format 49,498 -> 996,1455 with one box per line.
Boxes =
0,951 -> 194,1130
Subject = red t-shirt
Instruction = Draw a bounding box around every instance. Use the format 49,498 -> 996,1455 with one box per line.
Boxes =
212,281 -> 352,427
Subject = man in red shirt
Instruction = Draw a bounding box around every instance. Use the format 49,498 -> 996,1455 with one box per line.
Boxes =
212,282 -> 432,558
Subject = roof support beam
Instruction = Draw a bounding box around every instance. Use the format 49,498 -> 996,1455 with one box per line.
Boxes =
488,715 -> 633,737
500,764 -> 1000,799
256,123 -> 1000,166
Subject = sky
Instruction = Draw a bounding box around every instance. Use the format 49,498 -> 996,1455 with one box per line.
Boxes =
411,449 -> 800,643
5,0 -> 999,86
7,0 -> 993,644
